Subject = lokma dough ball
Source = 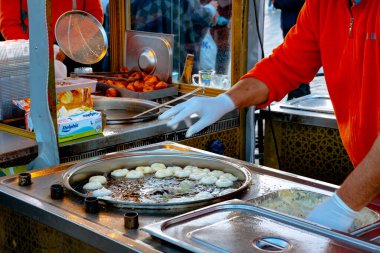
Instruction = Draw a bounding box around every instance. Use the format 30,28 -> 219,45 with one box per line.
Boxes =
150,163 -> 166,171
89,175 -> 107,185
200,175 -> 218,185
83,181 -> 103,190
183,165 -> 197,171
219,188 -> 235,196
174,169 -> 191,178
215,178 -> 234,188
110,168 -> 129,178
200,168 -> 211,173
189,172 -> 208,181
194,191 -> 213,200
126,170 -> 144,179
92,187 -> 113,197
178,180 -> 194,193
136,166 -> 154,174
191,168 -> 202,174
208,170 -> 224,178
167,166 -> 183,173
155,169 -> 173,178
219,173 -> 238,182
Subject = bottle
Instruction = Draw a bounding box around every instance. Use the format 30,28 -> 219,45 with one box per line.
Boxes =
180,54 -> 194,84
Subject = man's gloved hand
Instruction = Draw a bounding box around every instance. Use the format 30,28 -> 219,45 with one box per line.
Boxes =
307,192 -> 358,232
158,94 -> 236,138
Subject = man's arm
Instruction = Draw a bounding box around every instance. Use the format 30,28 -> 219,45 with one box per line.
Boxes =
338,135 -> 380,211
226,77 -> 269,108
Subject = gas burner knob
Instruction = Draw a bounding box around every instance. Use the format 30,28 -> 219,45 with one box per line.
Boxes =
85,197 -> 99,214
50,184 -> 64,200
18,173 -> 32,186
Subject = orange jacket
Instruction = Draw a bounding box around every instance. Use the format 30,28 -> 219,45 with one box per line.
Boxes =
0,0 -> 103,40
243,0 -> 380,167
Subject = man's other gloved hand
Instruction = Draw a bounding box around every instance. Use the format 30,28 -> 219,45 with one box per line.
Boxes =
307,192 -> 358,232
158,94 -> 236,138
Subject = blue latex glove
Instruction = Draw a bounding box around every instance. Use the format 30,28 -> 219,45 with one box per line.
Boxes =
158,94 -> 236,138
307,192 -> 358,232
216,16 -> 229,26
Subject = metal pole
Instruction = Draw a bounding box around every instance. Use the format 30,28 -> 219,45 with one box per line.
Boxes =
245,0 -> 265,163
27,0 -> 60,169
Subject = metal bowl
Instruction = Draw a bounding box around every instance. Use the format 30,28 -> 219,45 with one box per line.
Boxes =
93,97 -> 161,124
62,151 -> 252,212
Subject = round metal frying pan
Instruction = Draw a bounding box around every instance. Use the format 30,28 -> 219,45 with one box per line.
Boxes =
92,97 -> 162,124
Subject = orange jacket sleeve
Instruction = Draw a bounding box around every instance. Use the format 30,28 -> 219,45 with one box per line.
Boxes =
83,0 -> 104,24
0,0 -> 28,40
241,0 -> 322,108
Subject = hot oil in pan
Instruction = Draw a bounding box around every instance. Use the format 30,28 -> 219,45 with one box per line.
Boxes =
77,174 -> 244,203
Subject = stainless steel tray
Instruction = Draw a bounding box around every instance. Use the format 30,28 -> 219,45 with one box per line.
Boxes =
248,189 -> 379,233
62,151 -> 252,213
96,81 -> 178,100
280,94 -> 334,114
142,199 -> 379,253
92,96 -> 161,124
126,30 -> 173,83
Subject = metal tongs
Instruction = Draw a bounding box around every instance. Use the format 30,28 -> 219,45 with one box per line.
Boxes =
132,86 -> 205,118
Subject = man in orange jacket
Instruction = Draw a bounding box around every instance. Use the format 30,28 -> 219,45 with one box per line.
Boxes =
160,0 -> 380,232
0,0 -> 103,41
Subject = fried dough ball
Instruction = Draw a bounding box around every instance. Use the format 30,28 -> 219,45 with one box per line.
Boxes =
83,181 -> 103,190
208,170 -> 225,178
92,187 -> 113,197
136,166 -> 154,174
189,172 -> 208,181
200,175 -> 218,185
143,86 -> 154,92
151,163 -> 166,171
167,166 -> 182,173
215,178 -> 234,188
89,175 -> 107,185
126,82 -> 135,91
174,169 -> 191,178
155,169 -> 173,178
133,80 -> 144,92
219,173 -> 238,182
154,81 -> 168,90
194,191 -> 213,200
126,170 -> 144,179
110,168 -> 129,178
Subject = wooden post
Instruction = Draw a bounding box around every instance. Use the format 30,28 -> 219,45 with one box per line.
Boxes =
109,0 -> 127,72
231,0 -> 249,160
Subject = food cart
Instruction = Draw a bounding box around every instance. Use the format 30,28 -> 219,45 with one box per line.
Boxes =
1,1 -> 380,253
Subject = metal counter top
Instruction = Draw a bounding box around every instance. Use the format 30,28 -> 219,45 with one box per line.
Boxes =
1,142 -> 379,252
260,103 -> 338,129
0,108 -> 239,167
0,131 -> 37,167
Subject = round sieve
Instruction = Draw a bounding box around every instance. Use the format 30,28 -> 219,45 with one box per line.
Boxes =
55,0 -> 108,65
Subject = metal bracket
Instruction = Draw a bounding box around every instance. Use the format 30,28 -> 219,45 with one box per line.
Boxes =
28,0 -> 60,170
